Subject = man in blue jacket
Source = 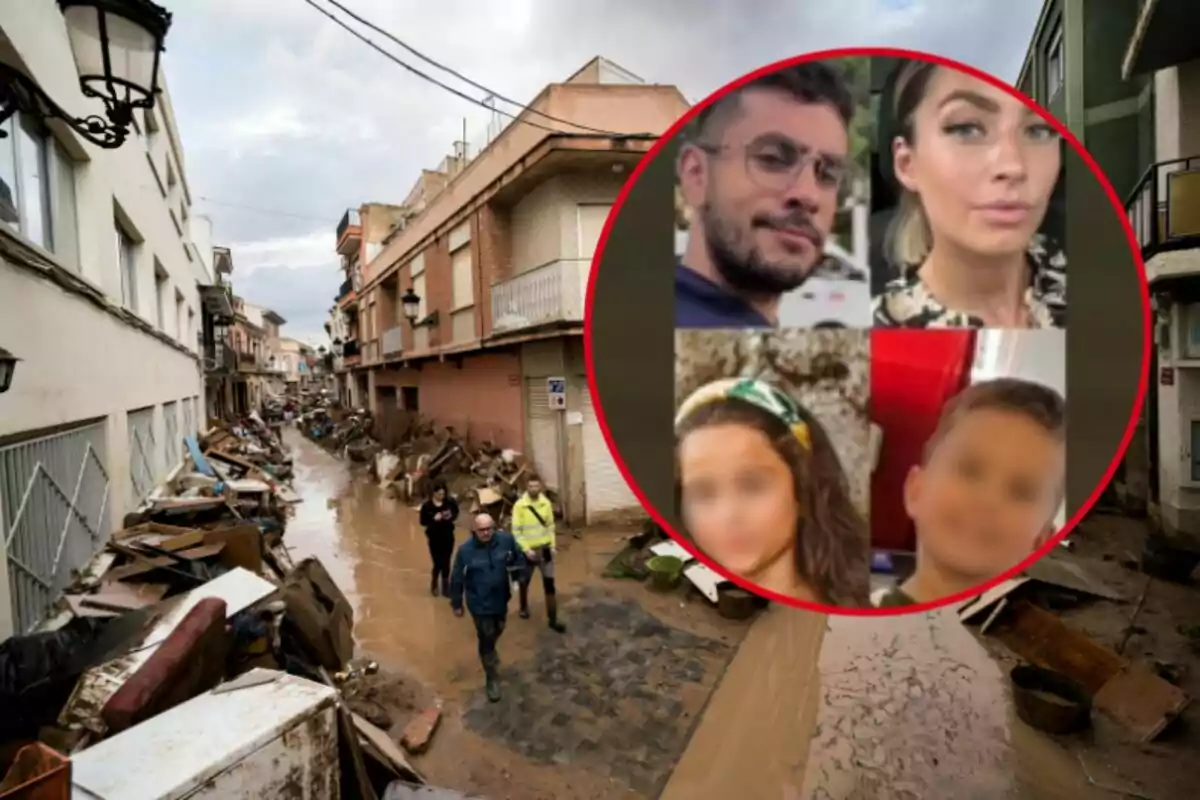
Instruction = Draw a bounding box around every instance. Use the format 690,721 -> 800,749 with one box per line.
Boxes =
449,512 -> 525,702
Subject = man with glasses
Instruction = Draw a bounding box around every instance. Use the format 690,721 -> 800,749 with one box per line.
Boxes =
676,62 -> 854,328
449,513 -> 525,702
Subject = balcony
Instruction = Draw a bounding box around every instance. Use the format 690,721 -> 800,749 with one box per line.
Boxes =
204,341 -> 235,373
1123,0 -> 1200,79
363,339 -> 380,365
381,325 -> 405,356
337,208 -> 361,256
1125,156 -> 1200,263
490,259 -> 588,336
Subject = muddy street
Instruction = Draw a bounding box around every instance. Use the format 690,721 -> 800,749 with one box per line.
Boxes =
284,429 -> 748,798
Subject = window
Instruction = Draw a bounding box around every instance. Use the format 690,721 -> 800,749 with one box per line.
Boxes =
116,220 -> 138,311
412,273 -> 427,320
154,261 -> 168,330
175,290 -> 185,341
451,244 -> 474,309
187,307 -> 195,350
15,116 -> 51,249
1045,20 -> 1064,101
0,114 -> 78,264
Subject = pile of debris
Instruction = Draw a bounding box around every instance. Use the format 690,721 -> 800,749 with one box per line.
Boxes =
373,420 -> 547,525
302,406 -> 381,462
0,422 -> 439,799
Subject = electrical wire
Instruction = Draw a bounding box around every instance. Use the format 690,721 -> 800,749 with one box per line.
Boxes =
322,0 -> 629,137
301,0 -> 564,136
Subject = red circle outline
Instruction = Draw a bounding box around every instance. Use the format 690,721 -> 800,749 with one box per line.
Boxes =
584,46 -> 1151,616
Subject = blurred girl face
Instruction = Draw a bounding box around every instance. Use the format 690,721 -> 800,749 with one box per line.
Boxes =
433,488 -> 446,503
678,422 -> 799,580
894,68 -> 1060,260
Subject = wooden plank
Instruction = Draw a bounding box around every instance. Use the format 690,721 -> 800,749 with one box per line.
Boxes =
175,543 -> 227,561
203,524 -> 263,574
1093,663 -> 1191,743
993,600 -> 1123,694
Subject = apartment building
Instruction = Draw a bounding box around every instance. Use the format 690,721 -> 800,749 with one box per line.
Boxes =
229,297 -> 286,413
332,57 -> 687,524
0,4 -> 208,636
1018,0 -> 1200,543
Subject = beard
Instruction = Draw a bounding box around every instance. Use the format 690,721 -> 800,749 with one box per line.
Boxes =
699,200 -> 825,296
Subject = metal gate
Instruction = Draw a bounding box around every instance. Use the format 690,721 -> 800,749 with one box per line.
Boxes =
1,420 -> 111,633
163,401 -> 180,470
128,406 -> 158,501
524,379 -> 561,491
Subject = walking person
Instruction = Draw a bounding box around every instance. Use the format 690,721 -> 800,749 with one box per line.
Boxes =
419,482 -> 459,597
449,513 -> 525,702
512,476 -> 567,633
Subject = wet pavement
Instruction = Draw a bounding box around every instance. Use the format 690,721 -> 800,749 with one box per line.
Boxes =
283,429 -> 745,799
284,429 -> 1110,799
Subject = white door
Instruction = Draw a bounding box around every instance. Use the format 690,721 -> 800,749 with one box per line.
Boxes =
577,203 -> 613,259
581,390 -> 640,523
525,379 -> 561,491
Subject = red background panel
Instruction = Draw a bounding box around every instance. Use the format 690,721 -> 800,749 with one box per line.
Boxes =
870,329 -> 977,552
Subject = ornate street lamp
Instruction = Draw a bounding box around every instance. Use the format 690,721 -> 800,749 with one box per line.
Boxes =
401,288 -> 421,326
0,0 -> 173,150
0,347 -> 20,393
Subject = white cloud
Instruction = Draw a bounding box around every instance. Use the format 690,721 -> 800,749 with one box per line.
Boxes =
230,230 -> 335,275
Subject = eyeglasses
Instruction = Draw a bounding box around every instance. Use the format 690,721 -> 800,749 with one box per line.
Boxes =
697,137 -> 849,192
477,526 -> 494,533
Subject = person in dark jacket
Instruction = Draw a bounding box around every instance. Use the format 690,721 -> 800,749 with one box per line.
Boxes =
418,482 -> 459,597
449,513 -> 525,702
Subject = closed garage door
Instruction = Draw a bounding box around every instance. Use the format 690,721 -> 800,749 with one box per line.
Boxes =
581,390 -> 639,523
525,379 -> 561,491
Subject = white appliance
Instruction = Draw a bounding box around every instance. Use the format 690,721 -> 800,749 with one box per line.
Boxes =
70,669 -> 340,799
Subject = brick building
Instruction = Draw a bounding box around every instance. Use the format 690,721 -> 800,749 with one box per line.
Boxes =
332,57 -> 688,524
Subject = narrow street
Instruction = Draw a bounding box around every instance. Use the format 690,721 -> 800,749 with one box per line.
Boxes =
284,428 -> 748,799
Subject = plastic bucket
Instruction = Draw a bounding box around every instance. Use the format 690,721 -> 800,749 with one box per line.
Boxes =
647,555 -> 684,591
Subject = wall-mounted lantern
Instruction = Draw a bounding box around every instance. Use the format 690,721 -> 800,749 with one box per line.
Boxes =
401,288 -> 421,326
0,0 -> 173,149
0,347 -> 20,393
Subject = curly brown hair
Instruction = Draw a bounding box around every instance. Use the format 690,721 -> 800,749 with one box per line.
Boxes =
674,397 -> 871,607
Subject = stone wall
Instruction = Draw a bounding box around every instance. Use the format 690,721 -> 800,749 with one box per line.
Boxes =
674,329 -> 871,515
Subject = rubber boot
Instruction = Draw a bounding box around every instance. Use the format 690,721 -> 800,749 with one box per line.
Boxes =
518,582 -> 531,619
546,595 -> 566,633
483,654 -> 501,702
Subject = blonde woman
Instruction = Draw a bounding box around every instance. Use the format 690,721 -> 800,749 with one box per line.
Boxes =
872,61 -> 1065,329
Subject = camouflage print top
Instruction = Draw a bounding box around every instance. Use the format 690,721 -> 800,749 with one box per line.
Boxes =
871,234 -> 1067,329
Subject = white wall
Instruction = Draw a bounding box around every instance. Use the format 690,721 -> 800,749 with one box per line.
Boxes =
509,172 -> 626,273
190,214 -> 215,283
0,4 -> 204,521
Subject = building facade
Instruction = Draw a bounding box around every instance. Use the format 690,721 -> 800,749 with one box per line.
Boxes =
0,4 -> 209,636
1018,0 -> 1200,544
333,57 -> 687,524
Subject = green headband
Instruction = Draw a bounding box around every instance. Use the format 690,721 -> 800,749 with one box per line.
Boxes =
675,378 -> 812,451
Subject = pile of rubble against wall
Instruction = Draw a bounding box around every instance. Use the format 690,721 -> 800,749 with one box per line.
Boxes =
0,421 -> 443,799
372,419 -> 547,526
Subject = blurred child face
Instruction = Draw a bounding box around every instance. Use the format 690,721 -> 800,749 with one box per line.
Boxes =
678,423 -> 800,580
904,408 -> 1064,581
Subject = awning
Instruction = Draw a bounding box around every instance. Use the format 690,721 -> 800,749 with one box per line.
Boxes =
198,284 -> 235,319
1122,0 -> 1200,79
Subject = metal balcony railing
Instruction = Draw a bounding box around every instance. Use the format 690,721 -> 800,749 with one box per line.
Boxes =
1126,155 -> 1200,259
490,258 -> 589,335
336,208 -> 361,242
381,326 -> 404,356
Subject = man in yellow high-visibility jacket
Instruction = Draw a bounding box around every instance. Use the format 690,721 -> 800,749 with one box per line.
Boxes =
511,475 -> 567,633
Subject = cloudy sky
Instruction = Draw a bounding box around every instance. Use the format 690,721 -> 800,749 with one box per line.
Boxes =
162,0 -> 1046,343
